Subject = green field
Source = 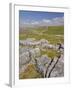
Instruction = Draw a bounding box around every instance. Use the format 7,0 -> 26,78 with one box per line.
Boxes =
19,26 -> 64,79
19,26 -> 64,44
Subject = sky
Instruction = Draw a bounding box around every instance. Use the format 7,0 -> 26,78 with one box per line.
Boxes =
19,10 -> 64,27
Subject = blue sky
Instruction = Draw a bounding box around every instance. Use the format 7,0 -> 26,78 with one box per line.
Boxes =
19,10 -> 64,27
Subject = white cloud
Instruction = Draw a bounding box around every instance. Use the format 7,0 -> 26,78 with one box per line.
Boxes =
41,17 -> 64,26
51,17 -> 64,26
53,17 -> 64,22
31,21 -> 40,25
20,17 -> 64,27
42,19 -> 51,23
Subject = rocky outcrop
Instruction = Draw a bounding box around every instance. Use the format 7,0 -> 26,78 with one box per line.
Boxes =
19,48 -> 41,73
19,38 -> 64,78
35,55 -> 64,78
19,38 -> 64,51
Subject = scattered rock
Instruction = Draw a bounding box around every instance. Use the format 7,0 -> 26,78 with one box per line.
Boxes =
19,38 -> 64,78
19,48 -> 41,73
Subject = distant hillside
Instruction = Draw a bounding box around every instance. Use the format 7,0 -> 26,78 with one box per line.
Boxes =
43,26 -> 64,35
19,26 -> 48,34
19,26 -> 64,35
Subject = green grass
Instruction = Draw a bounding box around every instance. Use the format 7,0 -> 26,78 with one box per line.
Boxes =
19,64 -> 42,79
19,26 -> 64,44
41,49 -> 61,58
43,26 -> 64,35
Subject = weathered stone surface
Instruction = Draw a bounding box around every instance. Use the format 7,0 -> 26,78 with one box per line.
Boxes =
19,47 -> 31,55
35,55 -> 51,77
46,56 -> 64,78
19,48 -> 41,72
40,39 -> 49,45
19,38 -> 64,78
20,39 -> 64,52
50,60 -> 64,77
19,38 -> 49,47
35,55 -> 64,78
19,51 -> 30,65
36,55 -> 51,65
